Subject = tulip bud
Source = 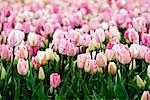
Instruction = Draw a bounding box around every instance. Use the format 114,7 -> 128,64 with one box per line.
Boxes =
84,59 -> 91,73
45,48 -> 55,61
136,75 -> 146,88
37,51 -> 47,65
27,32 -> 38,47
1,67 -> 6,80
38,67 -> 45,80
7,30 -> 25,47
141,91 -> 150,100
118,70 -> 122,79
50,73 -> 60,88
147,65 -> 150,79
108,62 -> 117,75
17,59 -> 28,76
96,52 -> 107,68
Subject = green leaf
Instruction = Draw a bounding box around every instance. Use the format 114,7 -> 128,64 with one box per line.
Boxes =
115,74 -> 128,100
92,90 -> 102,100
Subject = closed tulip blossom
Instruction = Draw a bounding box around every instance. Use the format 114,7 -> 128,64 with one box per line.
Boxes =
84,59 -> 92,73
77,53 -> 91,69
32,56 -> 41,70
17,59 -> 28,76
94,28 -> 105,43
27,32 -> 38,47
124,28 -> 139,44
7,30 -> 25,47
105,49 -> 115,61
141,34 -> 150,47
137,45 -> 148,59
50,73 -> 60,88
118,46 -> 132,64
67,43 -> 79,56
141,91 -> 150,100
129,44 -> 140,59
78,34 -> 91,47
96,52 -> 107,68
0,44 -> 12,60
45,48 -> 55,61
58,38 -> 69,55
37,51 -> 47,65
38,67 -> 45,80
133,17 -> 146,32
108,62 -> 117,75
14,42 -> 28,59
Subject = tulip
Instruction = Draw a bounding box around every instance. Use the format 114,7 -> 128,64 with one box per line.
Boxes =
136,75 -> 146,88
133,17 -> 146,32
94,28 -> 105,43
17,59 -> 28,76
14,42 -> 28,59
50,73 -> 60,88
88,38 -> 100,51
0,44 -> 12,60
37,51 -> 47,65
27,32 -> 38,47
67,43 -> 79,56
105,49 -> 115,61
118,47 -> 132,64
96,52 -> 107,68
147,65 -> 150,79
141,91 -> 150,100
77,53 -> 91,69
45,48 -> 55,61
58,38 -> 69,55
141,34 -> 150,47
7,30 -> 25,47
78,34 -> 91,47
32,56 -> 41,70
38,67 -> 45,80
91,60 -> 99,73
1,67 -> 6,80
108,62 -> 117,75
129,44 -> 140,59
84,59 -> 91,73
138,45 -> 148,59
124,28 -> 139,44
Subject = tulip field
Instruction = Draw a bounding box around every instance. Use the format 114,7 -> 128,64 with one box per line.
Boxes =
0,0 -> 150,99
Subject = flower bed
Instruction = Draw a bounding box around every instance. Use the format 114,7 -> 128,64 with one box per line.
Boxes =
0,0 -> 150,99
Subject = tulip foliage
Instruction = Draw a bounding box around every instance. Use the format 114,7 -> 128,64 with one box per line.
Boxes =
0,0 -> 150,99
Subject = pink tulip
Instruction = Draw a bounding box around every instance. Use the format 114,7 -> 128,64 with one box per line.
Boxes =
7,30 -> 25,47
67,43 -> 79,56
129,44 -> 140,59
27,32 -> 38,47
58,38 -> 69,55
0,44 -> 12,60
105,49 -> 115,61
14,42 -> 28,59
28,46 -> 39,56
22,21 -> 31,33
78,34 -> 91,47
145,49 -> 150,64
118,46 -> 132,64
50,73 -> 60,88
84,59 -> 91,73
133,17 -> 146,32
17,59 -> 28,76
77,53 -> 91,69
32,56 -> 41,70
108,62 -> 117,75
124,28 -> 139,44
141,91 -> 150,100
96,52 -> 107,68
94,28 -> 105,43
137,45 -> 148,59
91,60 -> 99,73
141,34 -> 150,46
